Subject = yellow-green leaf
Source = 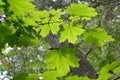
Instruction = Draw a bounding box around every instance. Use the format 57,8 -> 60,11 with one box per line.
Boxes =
65,3 -> 97,18
44,46 -> 79,77
7,0 -> 35,17
60,24 -> 85,44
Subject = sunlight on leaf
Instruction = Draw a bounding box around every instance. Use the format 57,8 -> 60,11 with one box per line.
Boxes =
7,0 -> 35,17
40,9 -> 62,37
44,46 -> 79,77
43,71 -> 57,80
60,24 -> 85,44
65,3 -> 97,18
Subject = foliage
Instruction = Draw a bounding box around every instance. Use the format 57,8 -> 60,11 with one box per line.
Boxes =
11,72 -> 39,80
44,46 -> 79,77
0,40 -> 48,75
97,62 -> 120,80
11,72 -> 28,80
83,28 -> 114,46
65,3 -> 97,20
60,23 -> 85,44
0,0 -> 118,80
39,9 -> 62,37
65,75 -> 90,80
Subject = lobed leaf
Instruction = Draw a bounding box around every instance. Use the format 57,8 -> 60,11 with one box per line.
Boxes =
40,9 -> 62,37
42,71 -> 57,80
83,28 -> 114,46
65,3 -> 97,18
60,24 -> 85,44
7,0 -> 35,17
44,46 -> 79,77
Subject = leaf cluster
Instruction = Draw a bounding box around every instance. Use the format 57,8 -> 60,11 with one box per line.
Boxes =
0,0 -> 116,80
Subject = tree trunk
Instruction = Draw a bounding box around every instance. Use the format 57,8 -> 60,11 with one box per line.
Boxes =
70,53 -> 97,79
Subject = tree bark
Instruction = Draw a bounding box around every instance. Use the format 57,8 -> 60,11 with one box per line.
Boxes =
70,53 -> 97,79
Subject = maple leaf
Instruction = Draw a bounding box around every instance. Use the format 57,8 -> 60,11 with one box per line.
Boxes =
42,71 -> 57,80
39,9 -> 62,37
65,3 -> 97,18
44,46 -> 79,77
7,0 -> 35,17
60,24 -> 85,44
83,28 -> 114,46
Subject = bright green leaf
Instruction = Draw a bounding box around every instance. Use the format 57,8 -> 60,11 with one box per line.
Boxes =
97,62 -> 119,80
65,75 -> 90,80
83,28 -> 114,46
42,71 -> 57,80
44,46 -> 79,77
7,0 -> 35,17
44,49 -> 69,77
40,22 -> 60,37
114,66 -> 120,74
40,9 -> 62,37
23,10 -> 49,26
65,3 -> 97,18
0,0 -> 4,5
0,0 -> 5,12
65,75 -> 80,80
40,24 -> 50,37
60,24 -> 85,44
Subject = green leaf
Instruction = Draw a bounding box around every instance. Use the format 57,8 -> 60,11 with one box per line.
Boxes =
40,22 -> 60,37
65,3 -> 97,18
65,75 -> 90,80
23,11 -> 49,26
44,46 -> 79,77
18,34 -> 38,47
65,75 -> 80,80
83,28 -> 114,46
60,24 -> 85,44
0,0 -> 4,5
11,72 -> 28,80
42,71 -> 57,80
7,0 -> 35,17
40,24 -> 50,37
97,62 -> 119,80
0,23 -> 12,51
40,9 -> 62,37
114,66 -> 120,74
0,0 -> 5,12
26,73 -> 39,80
